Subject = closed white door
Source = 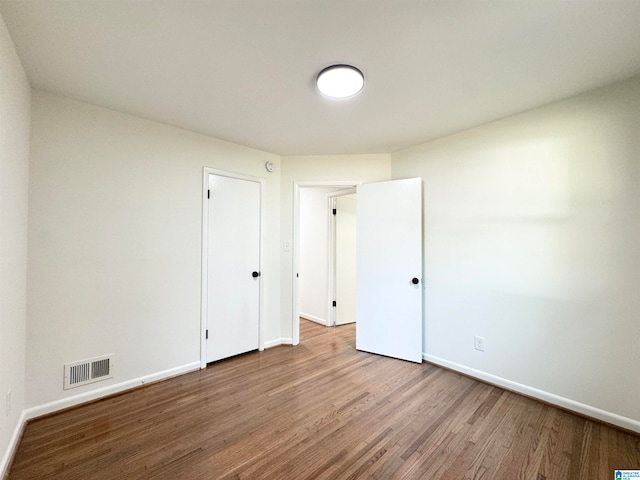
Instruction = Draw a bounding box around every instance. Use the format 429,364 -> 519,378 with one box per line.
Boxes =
356,178 -> 423,363
335,195 -> 357,325
206,174 -> 261,363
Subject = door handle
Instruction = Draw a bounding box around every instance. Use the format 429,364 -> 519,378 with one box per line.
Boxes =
411,277 -> 419,285
252,271 -> 261,278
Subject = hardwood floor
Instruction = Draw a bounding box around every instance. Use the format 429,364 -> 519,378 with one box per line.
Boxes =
8,319 -> 640,479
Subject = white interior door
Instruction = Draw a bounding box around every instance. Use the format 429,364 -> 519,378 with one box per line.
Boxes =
335,195 -> 357,325
356,178 -> 423,363
206,174 -> 260,363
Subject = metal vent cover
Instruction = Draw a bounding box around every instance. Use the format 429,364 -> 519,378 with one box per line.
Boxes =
64,354 -> 114,390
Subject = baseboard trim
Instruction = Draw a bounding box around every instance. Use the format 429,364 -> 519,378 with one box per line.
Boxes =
264,338 -> 294,349
2,361 -> 200,478
1,410 -> 27,479
423,354 -> 640,434
23,361 -> 201,422
299,313 -> 327,326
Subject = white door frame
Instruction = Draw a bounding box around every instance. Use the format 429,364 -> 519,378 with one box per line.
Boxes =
327,188 -> 357,327
201,167 -> 266,368
292,181 -> 360,345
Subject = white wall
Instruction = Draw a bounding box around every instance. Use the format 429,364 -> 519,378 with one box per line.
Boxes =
298,187 -> 336,324
280,155 -> 391,340
392,76 -> 640,429
0,12 -> 30,476
27,91 -> 281,412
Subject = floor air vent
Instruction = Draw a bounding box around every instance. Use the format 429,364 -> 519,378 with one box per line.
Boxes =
64,354 -> 114,390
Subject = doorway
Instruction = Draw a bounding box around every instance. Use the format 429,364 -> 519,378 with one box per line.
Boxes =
298,186 -> 340,326
292,178 -> 423,363
293,181 -> 360,345
297,187 -> 357,329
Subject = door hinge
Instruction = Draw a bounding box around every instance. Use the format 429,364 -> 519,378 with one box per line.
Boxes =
205,329 -> 208,339
332,208 -> 337,215
207,189 -> 210,199
332,300 -> 337,307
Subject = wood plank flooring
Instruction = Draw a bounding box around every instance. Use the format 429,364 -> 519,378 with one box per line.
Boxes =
8,319 -> 640,479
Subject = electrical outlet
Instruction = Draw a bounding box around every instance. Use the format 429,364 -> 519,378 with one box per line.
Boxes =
474,336 -> 485,352
5,390 -> 11,417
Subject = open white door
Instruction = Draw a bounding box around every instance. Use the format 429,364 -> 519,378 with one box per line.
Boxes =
356,178 -> 423,363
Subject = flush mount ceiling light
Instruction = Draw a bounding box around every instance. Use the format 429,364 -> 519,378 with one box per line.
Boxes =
316,64 -> 364,98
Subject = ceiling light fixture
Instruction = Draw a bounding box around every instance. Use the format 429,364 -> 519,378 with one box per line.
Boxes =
316,64 -> 364,98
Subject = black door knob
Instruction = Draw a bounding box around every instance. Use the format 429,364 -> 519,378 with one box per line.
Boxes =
411,277 -> 419,285
252,271 -> 260,278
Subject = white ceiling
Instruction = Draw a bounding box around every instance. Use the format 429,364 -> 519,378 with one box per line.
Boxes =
2,1 -> 640,156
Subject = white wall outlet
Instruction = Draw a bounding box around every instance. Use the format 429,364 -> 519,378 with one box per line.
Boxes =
474,336 -> 485,352
5,390 -> 11,417
283,241 -> 291,252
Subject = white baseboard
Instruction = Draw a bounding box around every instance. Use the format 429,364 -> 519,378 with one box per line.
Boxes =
264,338 -> 294,349
1,409 -> 27,479
23,361 -> 200,422
1,361 -> 200,478
424,353 -> 640,434
299,313 -> 327,326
